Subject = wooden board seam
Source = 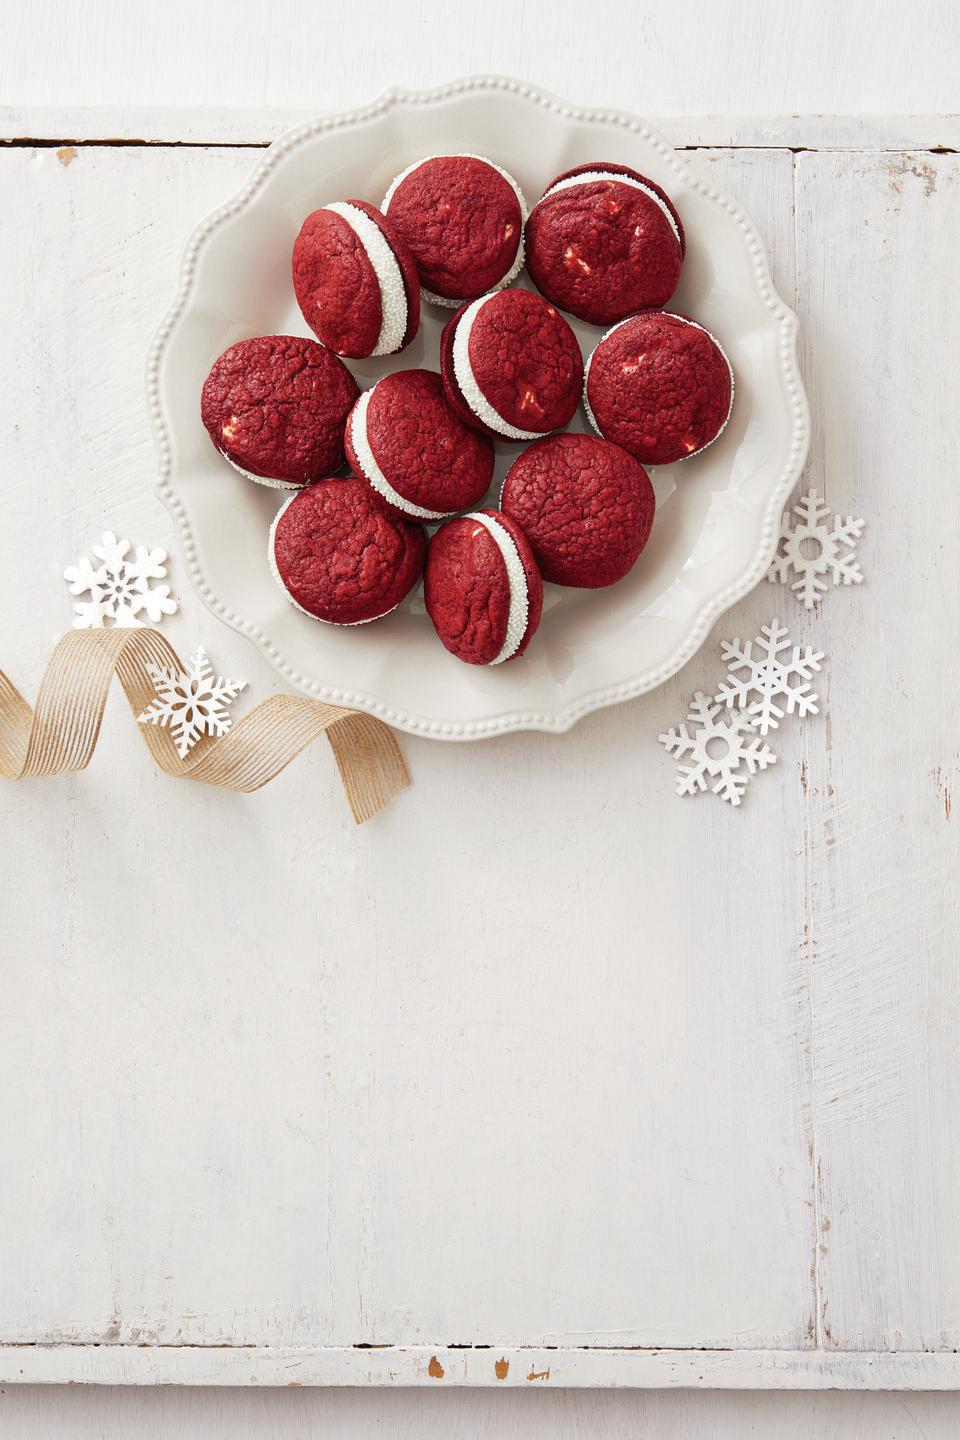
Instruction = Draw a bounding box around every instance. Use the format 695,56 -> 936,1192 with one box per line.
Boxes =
0,138 -> 957,155
4,1344 -> 960,1390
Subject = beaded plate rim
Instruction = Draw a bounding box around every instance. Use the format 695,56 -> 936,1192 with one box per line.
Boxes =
148,75 -> 810,742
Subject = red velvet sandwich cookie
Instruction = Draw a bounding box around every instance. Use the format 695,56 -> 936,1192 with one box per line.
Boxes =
424,510 -> 543,666
292,199 -> 420,359
501,433 -> 655,588
525,163 -> 684,325
382,154 -> 526,307
200,335 -> 359,490
440,288 -> 583,442
344,369 -> 494,522
584,311 -> 734,466
269,477 -> 425,625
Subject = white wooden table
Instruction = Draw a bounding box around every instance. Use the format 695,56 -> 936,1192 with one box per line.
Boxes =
2,2 -> 959,1427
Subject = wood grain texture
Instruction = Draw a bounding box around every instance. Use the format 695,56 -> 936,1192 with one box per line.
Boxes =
0,68 -> 956,1417
2,15 -> 958,1440
794,149 -> 960,1352
3,1344 -> 960,1389
2,1384 -> 960,1440
3,0 -> 960,118
3,107 -> 959,150
0,142 -> 817,1359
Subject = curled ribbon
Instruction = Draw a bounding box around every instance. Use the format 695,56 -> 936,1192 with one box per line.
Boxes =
0,628 -> 409,823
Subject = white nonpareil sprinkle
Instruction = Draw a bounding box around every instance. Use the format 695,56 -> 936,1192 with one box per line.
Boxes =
452,296 -> 551,441
350,387 -> 450,521
324,201 -> 408,356
467,512 -> 529,665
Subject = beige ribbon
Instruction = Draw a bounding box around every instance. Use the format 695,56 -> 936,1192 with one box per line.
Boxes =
0,628 -> 409,823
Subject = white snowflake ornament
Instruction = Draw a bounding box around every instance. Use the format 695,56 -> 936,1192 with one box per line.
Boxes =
64,531 -> 178,628
138,646 -> 247,759
715,619 -> 823,736
768,488 -> 865,608
659,693 -> 777,806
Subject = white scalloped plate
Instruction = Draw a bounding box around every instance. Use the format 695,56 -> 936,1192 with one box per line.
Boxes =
149,77 -> 809,741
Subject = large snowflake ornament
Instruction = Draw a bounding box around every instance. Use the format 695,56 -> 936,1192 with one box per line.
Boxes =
768,489 -> 865,608
138,646 -> 247,759
64,531 -> 178,628
659,693 -> 777,806
715,619 -> 823,736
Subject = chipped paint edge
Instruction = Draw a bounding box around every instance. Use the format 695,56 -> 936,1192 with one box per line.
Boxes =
3,1345 -> 960,1389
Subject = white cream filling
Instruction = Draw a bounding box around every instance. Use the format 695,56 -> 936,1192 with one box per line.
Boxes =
268,491 -> 402,626
468,512 -> 529,665
452,295 -> 551,442
325,201 -> 407,357
542,168 -> 682,250
382,154 -> 527,307
583,313 -> 735,460
581,337 -> 603,436
350,387 -> 450,522
219,447 -> 303,491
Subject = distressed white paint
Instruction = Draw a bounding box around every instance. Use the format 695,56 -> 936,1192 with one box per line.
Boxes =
3,0 -> 960,117
2,1384 -> 960,1440
4,1344 -> 960,1389
0,142 -> 817,1365
5,107 -> 959,151
0,29 -> 958,1440
4,124 -> 957,1390
793,149 -> 960,1353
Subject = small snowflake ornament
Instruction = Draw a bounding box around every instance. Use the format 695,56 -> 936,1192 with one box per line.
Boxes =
138,646 -> 247,759
768,488 -> 865,608
64,531 -> 178,628
659,693 -> 777,806
715,619 -> 823,736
